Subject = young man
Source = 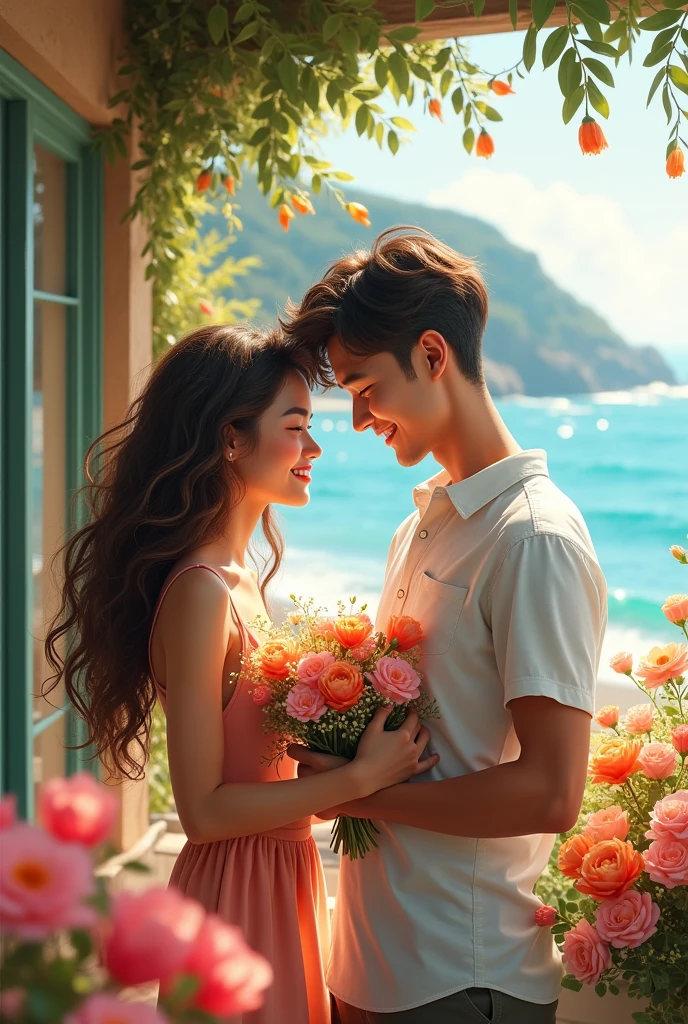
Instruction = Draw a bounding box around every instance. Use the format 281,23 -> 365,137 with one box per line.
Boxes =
282,228 -> 607,1024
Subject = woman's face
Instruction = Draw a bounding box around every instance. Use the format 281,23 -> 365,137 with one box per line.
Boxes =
234,369 -> 322,507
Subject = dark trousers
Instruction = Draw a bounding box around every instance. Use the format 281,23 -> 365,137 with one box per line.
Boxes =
332,988 -> 558,1024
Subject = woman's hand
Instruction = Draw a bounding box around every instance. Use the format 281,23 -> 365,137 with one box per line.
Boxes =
353,707 -> 438,792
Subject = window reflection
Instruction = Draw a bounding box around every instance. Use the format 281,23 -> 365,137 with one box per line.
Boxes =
33,145 -> 66,295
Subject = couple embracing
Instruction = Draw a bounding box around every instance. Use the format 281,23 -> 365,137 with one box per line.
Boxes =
51,229 -> 606,1024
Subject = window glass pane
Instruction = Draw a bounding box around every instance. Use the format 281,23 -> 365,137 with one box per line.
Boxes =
32,301 -> 67,775
33,145 -> 67,295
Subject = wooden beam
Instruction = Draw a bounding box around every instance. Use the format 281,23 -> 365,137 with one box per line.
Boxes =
376,0 -> 565,38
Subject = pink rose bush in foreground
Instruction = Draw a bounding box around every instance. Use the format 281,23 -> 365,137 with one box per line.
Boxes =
0,775 -> 271,1023
535,546 -> 688,1022
246,595 -> 437,859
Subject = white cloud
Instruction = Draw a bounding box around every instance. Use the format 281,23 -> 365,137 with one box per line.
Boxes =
427,170 -> 688,350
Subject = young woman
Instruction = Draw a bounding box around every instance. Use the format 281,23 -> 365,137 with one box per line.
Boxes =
45,324 -> 437,1024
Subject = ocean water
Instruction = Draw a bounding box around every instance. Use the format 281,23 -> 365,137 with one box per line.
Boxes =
274,385 -> 688,681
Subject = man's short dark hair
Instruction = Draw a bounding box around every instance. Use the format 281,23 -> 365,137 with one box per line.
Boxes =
279,226 -> 489,387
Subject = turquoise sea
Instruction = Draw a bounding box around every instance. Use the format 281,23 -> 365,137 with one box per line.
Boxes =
276,386 -> 688,679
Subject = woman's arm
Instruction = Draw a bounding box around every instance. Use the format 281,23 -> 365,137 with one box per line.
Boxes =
158,569 -> 437,844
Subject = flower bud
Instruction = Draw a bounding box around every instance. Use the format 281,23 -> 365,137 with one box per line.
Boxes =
534,904 -> 557,927
670,545 -> 687,564
609,651 -> 633,675
595,704 -> 619,728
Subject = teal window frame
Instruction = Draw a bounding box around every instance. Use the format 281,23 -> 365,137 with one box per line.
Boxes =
0,48 -> 104,818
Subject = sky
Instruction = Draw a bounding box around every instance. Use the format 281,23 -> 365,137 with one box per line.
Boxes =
315,28 -> 688,376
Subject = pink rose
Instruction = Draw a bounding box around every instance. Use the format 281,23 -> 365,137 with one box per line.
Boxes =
65,994 -> 167,1024
562,919 -> 611,985
646,790 -> 688,841
662,594 -> 688,626
285,682 -> 328,722
297,651 -> 335,687
622,703 -> 654,735
174,913 -> 272,1016
671,725 -> 688,755
594,889 -> 660,948
643,837 -> 688,888
595,705 -> 619,728
349,637 -> 377,662
534,904 -> 557,927
313,617 -> 337,640
637,742 -> 678,780
636,642 -> 688,689
0,823 -> 96,940
609,651 -> 633,675
39,772 -> 118,848
0,794 -> 16,830
252,684 -> 272,706
104,887 -> 204,986
585,805 -> 629,843
368,656 -> 421,704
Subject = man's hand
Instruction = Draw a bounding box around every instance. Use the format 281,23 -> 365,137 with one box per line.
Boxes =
288,746 -> 349,773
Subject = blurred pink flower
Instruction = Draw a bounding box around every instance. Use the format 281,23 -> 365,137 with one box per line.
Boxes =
595,705 -> 619,728
646,790 -> 688,841
609,652 -> 633,675
585,805 -> 629,843
643,837 -> 688,888
368,656 -> 421,704
594,889 -> 660,948
349,637 -> 377,662
0,823 -> 95,939
534,904 -> 557,927
66,994 -> 168,1024
297,651 -> 335,687
0,988 -> 26,1019
251,684 -> 272,706
562,919 -> 611,985
312,618 -> 337,640
622,704 -> 654,735
662,594 -> 688,626
39,772 -> 118,848
174,913 -> 272,1016
0,794 -> 16,830
104,887 -> 204,986
671,725 -> 688,755
285,682 -> 328,722
636,643 -> 688,689
637,742 -> 678,780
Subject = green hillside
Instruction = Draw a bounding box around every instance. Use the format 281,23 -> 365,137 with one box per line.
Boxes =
209,179 -> 673,396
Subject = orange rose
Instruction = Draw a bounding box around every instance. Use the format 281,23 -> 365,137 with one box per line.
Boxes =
558,832 -> 596,879
386,615 -> 424,652
257,638 -> 300,681
333,615 -> 373,650
318,661 -> 364,712
588,738 -> 641,786
575,838 -> 644,901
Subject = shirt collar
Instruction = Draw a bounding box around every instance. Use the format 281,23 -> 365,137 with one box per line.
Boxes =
413,450 -> 549,519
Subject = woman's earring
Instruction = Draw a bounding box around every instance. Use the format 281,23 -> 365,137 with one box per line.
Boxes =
228,451 -> 234,459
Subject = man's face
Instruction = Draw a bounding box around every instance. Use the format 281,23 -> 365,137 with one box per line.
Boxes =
327,336 -> 446,468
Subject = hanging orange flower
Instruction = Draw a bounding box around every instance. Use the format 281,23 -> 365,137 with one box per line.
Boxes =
199,300 -> 214,316
428,98 -> 444,123
292,194 -> 315,215
196,171 -> 212,192
491,80 -> 515,96
345,202 -> 371,227
476,130 -> 495,159
578,117 -> 608,156
224,175 -> 235,195
666,146 -> 685,179
278,203 -> 295,232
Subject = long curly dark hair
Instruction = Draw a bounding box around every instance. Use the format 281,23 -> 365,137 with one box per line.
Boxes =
45,323 -> 309,779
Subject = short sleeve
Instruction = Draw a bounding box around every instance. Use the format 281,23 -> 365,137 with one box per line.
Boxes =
489,534 -> 607,715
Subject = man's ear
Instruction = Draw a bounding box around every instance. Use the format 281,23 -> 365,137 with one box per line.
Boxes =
418,330 -> 449,382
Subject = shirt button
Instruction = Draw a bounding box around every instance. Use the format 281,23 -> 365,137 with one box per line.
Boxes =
419,530 -> 428,539
397,589 -> 405,599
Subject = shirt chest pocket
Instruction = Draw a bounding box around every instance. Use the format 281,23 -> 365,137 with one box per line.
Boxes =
414,573 -> 469,656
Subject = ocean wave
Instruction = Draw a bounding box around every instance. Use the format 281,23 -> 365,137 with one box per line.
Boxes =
504,383 -> 688,409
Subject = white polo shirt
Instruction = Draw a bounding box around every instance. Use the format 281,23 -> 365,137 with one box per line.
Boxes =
328,450 -> 607,1012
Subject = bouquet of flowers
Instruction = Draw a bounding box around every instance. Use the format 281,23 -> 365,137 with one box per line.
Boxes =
534,544 -> 688,1024
246,597 -> 438,859
0,773 -> 271,1023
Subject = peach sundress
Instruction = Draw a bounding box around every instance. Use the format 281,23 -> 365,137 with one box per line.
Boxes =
150,564 -> 330,1024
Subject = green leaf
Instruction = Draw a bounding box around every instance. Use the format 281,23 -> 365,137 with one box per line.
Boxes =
542,26 -> 570,68
411,62 -> 433,82
123,859 -> 151,873
388,51 -> 410,94
464,102 -> 472,127
355,103 -> 370,136
575,0 -> 611,24
252,98 -> 273,120
207,4 -> 228,45
662,83 -> 673,123
532,0 -> 556,31
642,42 -> 674,66
595,982 -> 607,997
583,57 -> 615,86
440,68 -> 454,96
387,26 -> 421,42
476,102 -> 503,121
374,55 -> 388,88
509,0 -> 519,30
463,127 -> 475,154
312,174 -> 322,194
70,928 -> 93,960
650,26 -> 680,53
339,26 -> 359,55
578,39 -> 618,56
587,78 -> 610,117
473,0 -> 486,15
415,0 -> 435,20
523,26 -> 538,72
451,87 -> 464,114
647,67 -> 667,105
302,66 -> 320,113
388,129 -> 399,154
558,47 -> 579,96
248,124 -> 271,146
234,3 -> 255,22
562,84 -> 585,122
277,53 -> 298,99
640,10 -> 683,31
332,171 -> 355,181
390,115 -> 416,130
234,20 -> 259,44
571,6 -> 604,41
669,65 -> 688,94
322,13 -> 343,40
561,976 -> 584,992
